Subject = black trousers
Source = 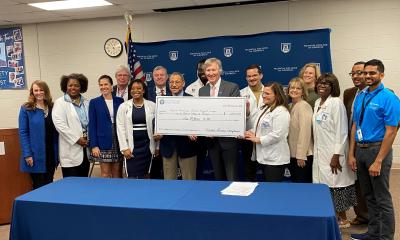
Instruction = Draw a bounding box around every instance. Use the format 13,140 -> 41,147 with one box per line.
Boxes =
241,139 -> 257,181
61,149 -> 90,177
30,169 -> 55,190
262,164 -> 286,182
150,155 -> 163,179
288,155 -> 313,183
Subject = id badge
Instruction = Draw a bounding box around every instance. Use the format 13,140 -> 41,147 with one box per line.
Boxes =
356,128 -> 363,142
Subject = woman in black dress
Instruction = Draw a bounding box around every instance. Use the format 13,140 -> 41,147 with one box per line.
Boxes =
116,79 -> 157,178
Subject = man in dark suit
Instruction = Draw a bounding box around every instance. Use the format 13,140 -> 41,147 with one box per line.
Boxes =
343,61 -> 368,226
159,72 -> 198,180
147,65 -> 171,102
112,65 -> 132,101
198,58 -> 240,181
147,65 -> 170,179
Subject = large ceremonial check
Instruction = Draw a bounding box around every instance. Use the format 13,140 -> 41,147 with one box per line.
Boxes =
155,96 -> 246,137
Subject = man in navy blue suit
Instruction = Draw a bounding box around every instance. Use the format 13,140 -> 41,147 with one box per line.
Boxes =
147,66 -> 170,102
158,72 -> 197,180
147,65 -> 170,179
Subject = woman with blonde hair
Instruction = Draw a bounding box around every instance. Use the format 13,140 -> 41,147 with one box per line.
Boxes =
18,80 -> 58,189
299,63 -> 321,109
287,77 -> 313,183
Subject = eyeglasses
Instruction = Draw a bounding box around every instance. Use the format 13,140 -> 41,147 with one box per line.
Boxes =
169,81 -> 183,85
316,81 -> 332,86
348,71 -> 363,76
362,71 -> 378,76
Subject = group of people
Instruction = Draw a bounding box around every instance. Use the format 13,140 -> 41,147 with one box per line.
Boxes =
18,57 -> 399,239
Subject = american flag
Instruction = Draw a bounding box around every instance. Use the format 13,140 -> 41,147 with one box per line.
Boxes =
125,26 -> 145,81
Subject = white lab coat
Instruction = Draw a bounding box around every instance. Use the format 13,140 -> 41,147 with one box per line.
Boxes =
240,86 -> 264,130
116,99 -> 156,155
252,105 -> 290,166
184,78 -> 205,97
52,96 -> 89,167
312,96 -> 355,187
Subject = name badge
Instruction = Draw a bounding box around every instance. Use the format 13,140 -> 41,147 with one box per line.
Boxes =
356,128 -> 363,142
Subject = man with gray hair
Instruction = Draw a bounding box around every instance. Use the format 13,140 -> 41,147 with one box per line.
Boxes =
147,65 -> 171,102
199,57 -> 240,181
112,65 -> 132,101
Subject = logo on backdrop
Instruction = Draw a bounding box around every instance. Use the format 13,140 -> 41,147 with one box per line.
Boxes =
223,47 -> 233,57
315,62 -> 321,69
169,51 -> 178,61
281,43 -> 291,53
145,72 -> 152,82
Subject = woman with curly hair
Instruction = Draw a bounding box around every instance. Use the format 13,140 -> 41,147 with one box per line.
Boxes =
52,73 -> 90,177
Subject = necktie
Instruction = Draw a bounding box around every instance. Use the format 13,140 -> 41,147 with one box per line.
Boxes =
210,86 -> 216,97
161,89 -> 165,96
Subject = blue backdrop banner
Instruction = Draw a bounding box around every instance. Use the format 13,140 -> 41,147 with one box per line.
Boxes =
0,27 -> 26,89
135,28 -> 332,89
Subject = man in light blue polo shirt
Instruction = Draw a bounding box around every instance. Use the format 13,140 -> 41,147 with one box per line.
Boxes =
348,59 -> 400,240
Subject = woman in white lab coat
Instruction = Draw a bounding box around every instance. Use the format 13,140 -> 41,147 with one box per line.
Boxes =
52,73 -> 90,177
245,82 -> 290,182
116,79 -> 157,178
312,73 -> 355,228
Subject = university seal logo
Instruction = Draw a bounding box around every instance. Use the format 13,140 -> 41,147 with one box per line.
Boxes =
281,43 -> 291,53
169,51 -> 178,61
223,47 -> 233,57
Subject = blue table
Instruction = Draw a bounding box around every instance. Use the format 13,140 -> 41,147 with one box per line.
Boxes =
10,177 -> 341,240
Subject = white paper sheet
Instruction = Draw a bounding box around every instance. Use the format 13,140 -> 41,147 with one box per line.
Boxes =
221,182 -> 259,196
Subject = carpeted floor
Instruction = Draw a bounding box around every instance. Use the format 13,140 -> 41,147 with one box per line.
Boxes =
1,168 -> 399,240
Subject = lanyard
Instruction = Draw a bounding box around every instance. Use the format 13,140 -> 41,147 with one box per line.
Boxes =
358,88 -> 383,126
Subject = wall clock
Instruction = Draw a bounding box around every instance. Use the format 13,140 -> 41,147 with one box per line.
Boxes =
104,38 -> 123,57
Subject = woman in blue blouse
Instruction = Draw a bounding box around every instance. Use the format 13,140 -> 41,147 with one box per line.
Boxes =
18,80 -> 58,189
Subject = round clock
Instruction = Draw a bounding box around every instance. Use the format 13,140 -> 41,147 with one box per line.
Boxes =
104,38 -> 123,57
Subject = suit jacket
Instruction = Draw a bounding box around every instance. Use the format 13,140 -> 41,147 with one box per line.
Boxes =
160,92 -> 197,158
198,79 -> 240,150
89,95 -> 124,150
147,84 -> 171,102
343,87 -> 358,125
112,85 -> 132,100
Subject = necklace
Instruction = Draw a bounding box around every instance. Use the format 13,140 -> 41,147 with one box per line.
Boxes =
71,97 -> 80,105
133,102 -> 144,108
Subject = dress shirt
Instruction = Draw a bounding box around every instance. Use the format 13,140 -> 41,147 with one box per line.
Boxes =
209,78 -> 221,97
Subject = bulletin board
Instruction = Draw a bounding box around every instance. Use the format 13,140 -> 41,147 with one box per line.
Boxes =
0,27 -> 25,89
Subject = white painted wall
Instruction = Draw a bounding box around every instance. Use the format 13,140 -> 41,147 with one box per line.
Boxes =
1,0 -> 399,163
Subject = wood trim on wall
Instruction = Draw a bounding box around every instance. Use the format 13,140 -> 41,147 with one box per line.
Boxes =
0,128 -> 32,224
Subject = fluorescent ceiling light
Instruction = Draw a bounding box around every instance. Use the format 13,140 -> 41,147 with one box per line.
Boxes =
29,0 -> 112,11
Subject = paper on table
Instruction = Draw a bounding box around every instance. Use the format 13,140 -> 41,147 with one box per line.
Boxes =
221,182 -> 259,196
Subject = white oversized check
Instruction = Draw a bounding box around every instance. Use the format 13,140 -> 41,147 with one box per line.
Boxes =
155,96 -> 246,137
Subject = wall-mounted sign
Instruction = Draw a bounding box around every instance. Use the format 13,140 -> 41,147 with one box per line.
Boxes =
0,27 -> 26,89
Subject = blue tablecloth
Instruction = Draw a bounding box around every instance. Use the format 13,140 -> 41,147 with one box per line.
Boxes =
10,177 -> 341,240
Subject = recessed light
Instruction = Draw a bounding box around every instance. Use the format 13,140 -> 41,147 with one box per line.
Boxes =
28,0 -> 113,11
